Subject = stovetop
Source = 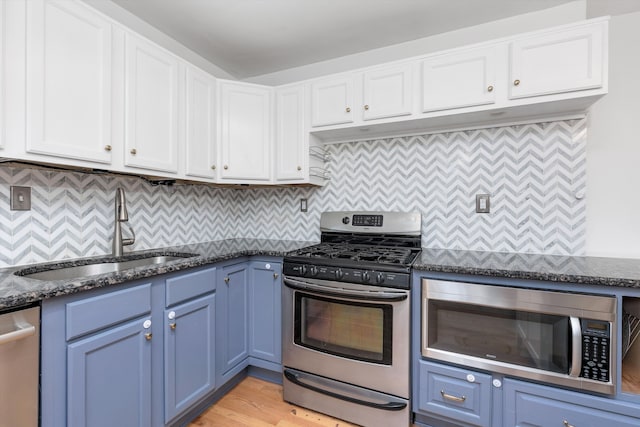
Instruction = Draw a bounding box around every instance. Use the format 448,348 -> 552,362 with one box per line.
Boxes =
287,243 -> 420,266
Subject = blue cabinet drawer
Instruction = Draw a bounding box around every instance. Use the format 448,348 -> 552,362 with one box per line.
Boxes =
166,267 -> 216,306
503,378 -> 640,427
66,283 -> 152,341
417,360 -> 492,427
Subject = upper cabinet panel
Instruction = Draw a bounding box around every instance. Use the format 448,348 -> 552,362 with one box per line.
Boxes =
26,0 -> 112,163
0,0 -> 5,150
184,65 -> 216,180
275,85 -> 306,181
422,46 -> 499,112
363,63 -> 413,120
124,32 -> 179,174
509,21 -> 606,99
310,76 -> 354,127
218,81 -> 272,182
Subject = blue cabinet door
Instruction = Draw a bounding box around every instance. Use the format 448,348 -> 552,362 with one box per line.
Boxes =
164,293 -> 216,423
503,378 -> 640,427
67,318 -> 152,427
216,262 -> 249,385
249,261 -> 282,365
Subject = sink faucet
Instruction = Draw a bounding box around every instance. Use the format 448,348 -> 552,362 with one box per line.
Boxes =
113,187 -> 135,256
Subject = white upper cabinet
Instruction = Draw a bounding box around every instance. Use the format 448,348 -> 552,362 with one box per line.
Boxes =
184,65 -> 216,180
362,63 -> 413,120
218,81 -> 272,182
26,0 -> 112,164
124,32 -> 179,174
509,21 -> 606,99
422,46 -> 499,112
310,76 -> 355,127
275,85 -> 306,182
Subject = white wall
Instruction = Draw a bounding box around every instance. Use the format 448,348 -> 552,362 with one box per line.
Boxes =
246,1 -> 587,85
586,10 -> 640,258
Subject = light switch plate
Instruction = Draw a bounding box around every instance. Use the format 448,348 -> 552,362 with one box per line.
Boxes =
300,198 -> 308,212
10,186 -> 32,211
475,194 -> 490,213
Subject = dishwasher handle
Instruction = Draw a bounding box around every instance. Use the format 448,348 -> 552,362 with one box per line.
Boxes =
0,322 -> 36,345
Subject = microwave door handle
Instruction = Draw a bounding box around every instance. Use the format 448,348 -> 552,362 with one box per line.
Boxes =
569,317 -> 582,378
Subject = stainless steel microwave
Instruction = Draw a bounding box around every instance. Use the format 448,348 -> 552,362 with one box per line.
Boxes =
421,279 -> 617,394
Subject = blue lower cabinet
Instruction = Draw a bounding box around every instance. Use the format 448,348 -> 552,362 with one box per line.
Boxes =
67,317 -> 153,427
503,378 -> 640,427
164,294 -> 216,423
216,262 -> 250,385
248,261 -> 282,367
417,360 -> 492,427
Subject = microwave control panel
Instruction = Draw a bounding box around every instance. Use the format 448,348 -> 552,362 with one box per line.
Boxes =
580,319 -> 610,383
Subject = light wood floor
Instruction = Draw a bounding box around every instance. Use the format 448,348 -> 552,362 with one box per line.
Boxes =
188,376 -> 360,426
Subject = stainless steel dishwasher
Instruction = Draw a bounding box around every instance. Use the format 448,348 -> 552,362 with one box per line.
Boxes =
0,305 -> 40,427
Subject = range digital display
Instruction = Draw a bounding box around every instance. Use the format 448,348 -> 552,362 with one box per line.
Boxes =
352,215 -> 383,227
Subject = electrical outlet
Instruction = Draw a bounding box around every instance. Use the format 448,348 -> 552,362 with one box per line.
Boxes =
300,198 -> 308,212
476,194 -> 490,213
10,186 -> 32,211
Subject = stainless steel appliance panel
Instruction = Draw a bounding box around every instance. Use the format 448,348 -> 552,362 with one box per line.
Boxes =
0,305 -> 40,427
283,277 -> 410,399
422,279 -> 617,395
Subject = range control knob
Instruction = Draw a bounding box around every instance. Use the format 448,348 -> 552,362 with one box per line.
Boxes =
299,265 -> 308,276
376,272 -> 385,284
309,266 -> 318,277
342,216 -> 350,225
335,269 -> 344,280
362,271 -> 371,283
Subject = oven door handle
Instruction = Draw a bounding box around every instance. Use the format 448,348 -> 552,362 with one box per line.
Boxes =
284,369 -> 407,412
569,316 -> 582,378
283,277 -> 408,302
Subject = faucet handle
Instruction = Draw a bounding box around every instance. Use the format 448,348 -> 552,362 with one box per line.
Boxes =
123,222 -> 136,247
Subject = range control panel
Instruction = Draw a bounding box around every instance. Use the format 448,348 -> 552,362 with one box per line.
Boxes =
283,263 -> 410,289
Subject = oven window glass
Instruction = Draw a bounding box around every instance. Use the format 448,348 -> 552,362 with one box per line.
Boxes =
428,300 -> 569,373
294,292 -> 392,364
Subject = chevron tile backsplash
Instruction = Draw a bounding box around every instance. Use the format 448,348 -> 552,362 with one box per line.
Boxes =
0,119 -> 586,267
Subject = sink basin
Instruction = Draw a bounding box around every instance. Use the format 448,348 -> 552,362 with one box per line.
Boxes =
17,254 -> 197,281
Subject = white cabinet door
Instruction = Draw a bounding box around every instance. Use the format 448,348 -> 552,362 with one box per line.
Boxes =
184,66 -> 216,180
124,32 -> 179,174
219,81 -> 271,182
26,0 -> 112,163
362,63 -> 413,120
310,75 -> 354,127
509,22 -> 606,99
422,46 -> 499,112
275,85 -> 306,182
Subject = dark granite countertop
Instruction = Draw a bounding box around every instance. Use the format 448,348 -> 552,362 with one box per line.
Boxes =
4,240 -> 640,311
414,248 -> 640,289
0,238 -> 315,310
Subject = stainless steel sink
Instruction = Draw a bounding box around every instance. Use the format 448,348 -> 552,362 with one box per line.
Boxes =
17,255 -> 196,281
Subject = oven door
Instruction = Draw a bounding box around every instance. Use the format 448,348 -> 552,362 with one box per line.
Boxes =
282,276 -> 410,399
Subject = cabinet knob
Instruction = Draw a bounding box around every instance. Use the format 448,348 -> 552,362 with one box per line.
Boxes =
224,277 -> 230,284
487,85 -> 494,92
130,148 -> 137,155
144,333 -> 152,341
104,145 -> 112,152
563,421 -> 575,427
273,272 -> 279,279
513,79 -> 520,86
211,165 -> 216,170
297,166 -> 302,171
223,165 -> 229,170
169,323 -> 177,330
345,107 -> 351,113
364,105 -> 369,110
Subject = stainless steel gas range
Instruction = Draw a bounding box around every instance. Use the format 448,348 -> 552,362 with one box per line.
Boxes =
282,211 -> 421,427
